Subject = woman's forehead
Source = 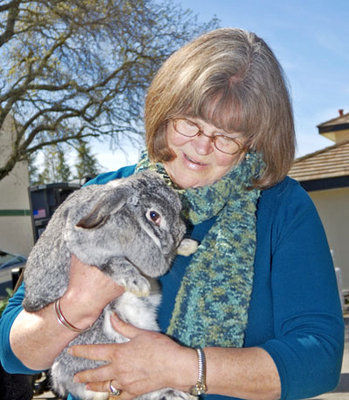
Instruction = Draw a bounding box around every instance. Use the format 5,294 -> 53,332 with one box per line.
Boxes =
185,101 -> 244,134
200,88 -> 243,125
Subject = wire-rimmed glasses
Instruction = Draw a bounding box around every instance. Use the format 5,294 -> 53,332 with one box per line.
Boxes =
172,118 -> 244,155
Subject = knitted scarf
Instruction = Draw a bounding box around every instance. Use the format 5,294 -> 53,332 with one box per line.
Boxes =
135,150 -> 264,348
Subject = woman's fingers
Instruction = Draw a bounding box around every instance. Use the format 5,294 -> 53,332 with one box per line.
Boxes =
63,255 -> 125,326
73,363 -> 112,383
69,316 -> 184,395
110,313 -> 142,339
85,379 -> 120,393
69,343 -> 115,363
86,381 -> 133,400
85,380 -> 110,392
69,314 -> 144,363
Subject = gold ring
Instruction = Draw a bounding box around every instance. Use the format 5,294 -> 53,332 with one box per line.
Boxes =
109,380 -> 122,397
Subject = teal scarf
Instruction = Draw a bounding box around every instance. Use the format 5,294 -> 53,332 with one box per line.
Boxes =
135,150 -> 264,348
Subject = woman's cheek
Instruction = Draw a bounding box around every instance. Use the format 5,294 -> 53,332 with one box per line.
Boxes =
167,128 -> 190,148
216,153 -> 237,167
216,151 -> 245,168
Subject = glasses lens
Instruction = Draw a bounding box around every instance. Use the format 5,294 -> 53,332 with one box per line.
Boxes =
215,135 -> 241,155
174,119 -> 199,137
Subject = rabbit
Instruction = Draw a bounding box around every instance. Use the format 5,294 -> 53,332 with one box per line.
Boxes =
22,170 -> 197,400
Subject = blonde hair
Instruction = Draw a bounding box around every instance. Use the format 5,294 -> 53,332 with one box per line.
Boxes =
145,28 -> 295,189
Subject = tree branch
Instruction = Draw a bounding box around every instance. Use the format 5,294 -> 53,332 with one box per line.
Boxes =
0,0 -> 21,47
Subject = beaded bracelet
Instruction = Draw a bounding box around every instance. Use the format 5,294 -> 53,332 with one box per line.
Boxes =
54,299 -> 91,333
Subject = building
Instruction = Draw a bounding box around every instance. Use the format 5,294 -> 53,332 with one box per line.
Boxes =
0,115 -> 34,257
289,110 -> 349,291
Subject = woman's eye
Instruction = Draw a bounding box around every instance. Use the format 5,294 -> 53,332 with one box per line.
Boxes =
147,210 -> 161,226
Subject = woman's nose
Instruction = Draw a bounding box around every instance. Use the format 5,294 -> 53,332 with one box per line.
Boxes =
192,133 -> 214,155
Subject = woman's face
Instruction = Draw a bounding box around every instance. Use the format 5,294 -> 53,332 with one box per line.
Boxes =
164,117 -> 245,189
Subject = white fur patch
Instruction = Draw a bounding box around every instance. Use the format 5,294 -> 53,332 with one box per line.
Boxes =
103,292 -> 160,338
86,389 -> 109,400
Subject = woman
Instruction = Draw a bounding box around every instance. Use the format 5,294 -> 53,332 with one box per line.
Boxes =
0,28 -> 344,400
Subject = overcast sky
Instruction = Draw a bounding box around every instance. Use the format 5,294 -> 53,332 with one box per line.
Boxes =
95,0 -> 349,172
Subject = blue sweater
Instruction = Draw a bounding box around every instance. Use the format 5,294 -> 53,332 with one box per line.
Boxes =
0,165 -> 344,400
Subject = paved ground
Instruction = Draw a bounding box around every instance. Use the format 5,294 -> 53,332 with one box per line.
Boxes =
33,318 -> 349,400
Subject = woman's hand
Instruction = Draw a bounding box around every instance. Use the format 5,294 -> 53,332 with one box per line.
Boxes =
68,312 -> 281,400
69,313 -> 197,399
60,255 -> 125,329
9,255 -> 125,371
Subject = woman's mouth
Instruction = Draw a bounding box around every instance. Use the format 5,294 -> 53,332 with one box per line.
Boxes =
183,153 -> 208,169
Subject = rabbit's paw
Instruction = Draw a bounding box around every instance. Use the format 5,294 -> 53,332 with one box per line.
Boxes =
177,238 -> 199,257
120,274 -> 151,297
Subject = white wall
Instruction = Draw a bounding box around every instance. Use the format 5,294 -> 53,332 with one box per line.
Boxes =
0,115 -> 34,257
309,187 -> 349,291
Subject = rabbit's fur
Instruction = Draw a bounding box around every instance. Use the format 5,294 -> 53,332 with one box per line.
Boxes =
23,171 -> 196,400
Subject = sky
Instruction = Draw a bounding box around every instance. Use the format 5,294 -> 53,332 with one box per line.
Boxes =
94,0 -> 349,172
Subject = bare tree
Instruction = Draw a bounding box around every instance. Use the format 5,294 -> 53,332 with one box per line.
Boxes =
74,138 -> 101,182
0,0 -> 218,181
36,144 -> 72,183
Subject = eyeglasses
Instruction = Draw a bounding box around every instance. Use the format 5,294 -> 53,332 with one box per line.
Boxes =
172,118 -> 244,155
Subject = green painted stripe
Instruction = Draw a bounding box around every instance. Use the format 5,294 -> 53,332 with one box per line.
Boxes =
0,209 -> 31,216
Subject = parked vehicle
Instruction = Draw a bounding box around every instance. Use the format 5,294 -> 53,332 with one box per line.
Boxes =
0,250 -> 26,297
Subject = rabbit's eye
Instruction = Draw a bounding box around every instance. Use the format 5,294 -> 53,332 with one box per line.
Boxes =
147,210 -> 161,226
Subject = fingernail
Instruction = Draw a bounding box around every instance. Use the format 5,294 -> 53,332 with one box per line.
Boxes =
111,313 -> 119,321
73,376 -> 80,383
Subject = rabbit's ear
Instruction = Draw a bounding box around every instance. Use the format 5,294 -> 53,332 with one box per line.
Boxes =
76,187 -> 131,229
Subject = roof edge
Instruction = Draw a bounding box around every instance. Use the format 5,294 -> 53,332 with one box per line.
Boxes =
317,111 -> 349,127
294,139 -> 349,164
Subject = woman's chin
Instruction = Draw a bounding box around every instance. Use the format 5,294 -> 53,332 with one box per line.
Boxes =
171,173 -> 213,189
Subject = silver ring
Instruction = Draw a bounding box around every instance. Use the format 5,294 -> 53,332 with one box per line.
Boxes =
109,380 -> 122,396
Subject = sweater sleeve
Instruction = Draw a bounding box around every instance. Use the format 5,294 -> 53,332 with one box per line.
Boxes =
259,181 -> 344,400
0,284 -> 41,374
83,164 -> 136,186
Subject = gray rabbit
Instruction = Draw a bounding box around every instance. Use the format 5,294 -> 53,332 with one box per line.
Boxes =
22,171 -> 197,400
